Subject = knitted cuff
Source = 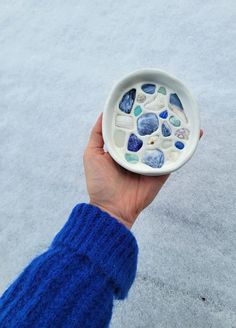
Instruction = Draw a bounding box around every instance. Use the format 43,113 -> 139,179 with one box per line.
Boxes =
51,203 -> 138,299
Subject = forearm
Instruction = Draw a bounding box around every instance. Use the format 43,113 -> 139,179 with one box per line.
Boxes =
0,204 -> 138,328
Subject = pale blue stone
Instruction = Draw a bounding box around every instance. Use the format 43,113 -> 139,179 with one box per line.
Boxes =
137,113 -> 159,136
119,89 -> 136,113
143,149 -> 164,168
128,133 -> 143,152
161,122 -> 171,137
141,83 -> 156,94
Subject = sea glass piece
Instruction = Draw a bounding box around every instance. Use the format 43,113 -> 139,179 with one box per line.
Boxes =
127,133 -> 143,152
175,128 -> 190,140
136,93 -> 146,103
169,115 -> 181,127
114,130 -> 126,148
119,88 -> 136,113
141,83 -> 156,94
158,86 -> 167,95
169,93 -> 188,123
125,153 -> 139,164
115,115 -> 134,129
161,122 -> 172,137
144,93 -> 166,111
166,150 -> 180,161
161,139 -> 172,149
175,141 -> 185,150
137,113 -> 159,136
134,105 -> 142,117
159,110 -> 168,119
143,149 -> 164,168
147,135 -> 159,149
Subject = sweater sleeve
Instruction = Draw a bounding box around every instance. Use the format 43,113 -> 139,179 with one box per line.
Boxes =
0,203 -> 138,328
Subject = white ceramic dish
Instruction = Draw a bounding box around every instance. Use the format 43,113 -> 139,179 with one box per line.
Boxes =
102,69 -> 200,176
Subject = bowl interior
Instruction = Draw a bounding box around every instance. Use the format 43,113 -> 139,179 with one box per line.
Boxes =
103,69 -> 200,176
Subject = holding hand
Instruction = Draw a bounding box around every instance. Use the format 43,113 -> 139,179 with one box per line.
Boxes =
84,114 -> 203,229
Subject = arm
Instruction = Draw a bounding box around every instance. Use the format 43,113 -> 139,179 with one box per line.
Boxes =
0,204 -> 137,328
0,113 -> 177,327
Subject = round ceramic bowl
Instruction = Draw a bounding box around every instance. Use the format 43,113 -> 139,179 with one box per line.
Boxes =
102,69 -> 200,176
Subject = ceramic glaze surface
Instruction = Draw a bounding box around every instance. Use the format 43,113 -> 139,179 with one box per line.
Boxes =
103,70 -> 200,175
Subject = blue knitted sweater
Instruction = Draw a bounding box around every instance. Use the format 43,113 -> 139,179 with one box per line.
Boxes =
0,203 -> 138,327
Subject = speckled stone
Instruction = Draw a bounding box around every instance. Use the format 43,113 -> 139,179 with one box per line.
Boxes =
141,83 -> 156,94
143,149 -> 164,168
127,133 -> 143,152
175,128 -> 190,140
161,122 -> 172,137
137,113 -> 159,136
125,153 -> 139,164
119,88 -> 136,113
136,93 -> 146,103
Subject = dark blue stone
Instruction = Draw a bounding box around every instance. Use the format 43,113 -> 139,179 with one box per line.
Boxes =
175,141 -> 185,150
143,149 -> 164,168
159,110 -> 168,119
119,88 -> 136,113
169,93 -> 183,110
137,113 -> 159,136
141,83 -> 156,94
127,133 -> 143,152
161,122 -> 171,137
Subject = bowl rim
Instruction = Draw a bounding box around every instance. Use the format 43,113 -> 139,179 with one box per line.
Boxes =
102,68 -> 200,176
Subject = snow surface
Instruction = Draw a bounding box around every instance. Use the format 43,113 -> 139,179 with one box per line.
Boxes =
0,1 -> 236,327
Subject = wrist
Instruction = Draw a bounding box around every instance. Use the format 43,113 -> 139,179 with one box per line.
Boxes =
89,201 -> 134,229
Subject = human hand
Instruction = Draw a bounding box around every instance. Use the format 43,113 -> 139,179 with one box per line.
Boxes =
83,113 -> 203,229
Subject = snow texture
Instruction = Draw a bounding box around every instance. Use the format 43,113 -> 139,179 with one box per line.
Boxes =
0,1 -> 236,327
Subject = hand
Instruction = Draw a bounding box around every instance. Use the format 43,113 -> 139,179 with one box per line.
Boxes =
83,113 -> 203,229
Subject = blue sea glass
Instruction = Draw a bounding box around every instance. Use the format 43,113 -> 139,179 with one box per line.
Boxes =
159,110 -> 168,119
169,93 -> 183,110
175,141 -> 185,150
141,84 -> 156,94
119,89 -> 136,113
137,113 -> 159,136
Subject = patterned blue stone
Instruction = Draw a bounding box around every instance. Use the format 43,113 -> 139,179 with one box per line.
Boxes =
175,141 -> 185,150
137,113 -> 159,136
161,122 -> 171,137
170,93 -> 183,110
141,83 -> 156,94
159,110 -> 168,119
143,149 -> 164,168
127,133 -> 143,152
119,88 -> 136,113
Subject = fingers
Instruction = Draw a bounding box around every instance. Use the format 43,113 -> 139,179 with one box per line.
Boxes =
200,129 -> 203,139
86,113 -> 104,152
